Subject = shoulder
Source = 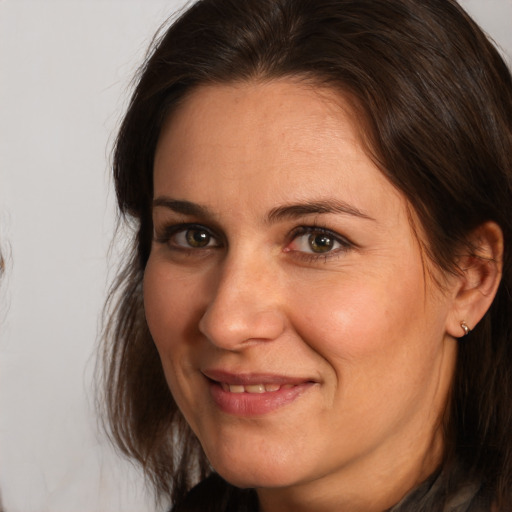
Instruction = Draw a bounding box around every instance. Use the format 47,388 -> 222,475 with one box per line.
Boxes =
170,473 -> 258,512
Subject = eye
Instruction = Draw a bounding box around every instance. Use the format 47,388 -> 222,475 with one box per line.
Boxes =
306,233 -> 338,253
175,227 -> 216,248
286,227 -> 351,256
154,224 -> 220,250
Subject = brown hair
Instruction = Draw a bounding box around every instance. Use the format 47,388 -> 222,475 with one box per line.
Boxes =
101,0 -> 512,507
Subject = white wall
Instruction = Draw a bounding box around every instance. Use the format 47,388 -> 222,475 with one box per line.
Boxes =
0,2 -> 188,511
0,1 -> 510,511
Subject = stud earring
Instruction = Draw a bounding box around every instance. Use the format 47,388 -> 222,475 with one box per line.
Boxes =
460,321 -> 471,336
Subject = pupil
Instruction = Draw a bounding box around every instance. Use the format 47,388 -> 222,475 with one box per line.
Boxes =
310,234 -> 333,253
187,229 -> 209,247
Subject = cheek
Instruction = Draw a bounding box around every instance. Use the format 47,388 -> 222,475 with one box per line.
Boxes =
289,271 -> 452,436
143,257 -> 201,364
290,263 -> 444,376
143,257 -> 207,420
143,263 -> 171,343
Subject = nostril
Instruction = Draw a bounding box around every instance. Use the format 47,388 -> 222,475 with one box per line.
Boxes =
198,302 -> 286,349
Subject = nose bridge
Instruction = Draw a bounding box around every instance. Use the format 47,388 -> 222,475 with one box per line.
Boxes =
198,248 -> 285,349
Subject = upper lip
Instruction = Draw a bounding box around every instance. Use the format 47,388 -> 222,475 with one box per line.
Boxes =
202,369 -> 315,386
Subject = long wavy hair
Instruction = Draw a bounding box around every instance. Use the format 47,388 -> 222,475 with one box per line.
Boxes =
101,0 -> 512,508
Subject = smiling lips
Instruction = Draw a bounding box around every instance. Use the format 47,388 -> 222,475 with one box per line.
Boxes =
204,370 -> 315,416
220,382 -> 294,393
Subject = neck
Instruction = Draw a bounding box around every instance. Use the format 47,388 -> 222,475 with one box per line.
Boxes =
256,424 -> 444,512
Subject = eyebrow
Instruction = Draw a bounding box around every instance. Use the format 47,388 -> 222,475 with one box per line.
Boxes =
152,197 -> 374,223
152,198 -> 213,217
266,199 -> 375,223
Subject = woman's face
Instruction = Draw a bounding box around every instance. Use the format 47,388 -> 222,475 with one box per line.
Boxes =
145,80 -> 459,507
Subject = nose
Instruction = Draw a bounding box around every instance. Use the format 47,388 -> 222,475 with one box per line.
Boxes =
198,254 -> 286,350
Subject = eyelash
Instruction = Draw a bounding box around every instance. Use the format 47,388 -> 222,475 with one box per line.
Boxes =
285,226 -> 354,262
153,223 -> 354,262
154,223 -> 221,251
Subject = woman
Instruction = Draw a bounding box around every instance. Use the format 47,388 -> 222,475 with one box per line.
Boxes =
101,0 -> 512,510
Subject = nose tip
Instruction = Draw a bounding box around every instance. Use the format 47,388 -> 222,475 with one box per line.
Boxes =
198,282 -> 286,350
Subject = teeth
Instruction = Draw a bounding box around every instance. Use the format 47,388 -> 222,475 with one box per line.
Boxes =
245,384 -> 266,393
221,383 -> 287,393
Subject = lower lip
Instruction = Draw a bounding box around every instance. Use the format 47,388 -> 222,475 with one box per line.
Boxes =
208,381 -> 314,416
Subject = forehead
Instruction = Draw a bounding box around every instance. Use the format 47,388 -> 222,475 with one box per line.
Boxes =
156,80 -> 356,161
153,79 -> 393,205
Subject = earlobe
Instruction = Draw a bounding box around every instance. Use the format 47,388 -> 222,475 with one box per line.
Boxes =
446,221 -> 503,338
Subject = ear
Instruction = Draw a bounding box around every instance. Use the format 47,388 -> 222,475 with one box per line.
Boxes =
445,221 -> 503,338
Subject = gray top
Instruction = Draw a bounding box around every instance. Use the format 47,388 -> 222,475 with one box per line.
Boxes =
173,467 -> 490,511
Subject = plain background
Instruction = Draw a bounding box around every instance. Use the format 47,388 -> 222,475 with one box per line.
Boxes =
0,1 -> 511,511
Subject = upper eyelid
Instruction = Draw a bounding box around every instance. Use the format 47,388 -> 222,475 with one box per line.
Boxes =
153,212 -> 222,231
289,225 -> 355,245
154,221 -> 216,233
154,222 -> 224,246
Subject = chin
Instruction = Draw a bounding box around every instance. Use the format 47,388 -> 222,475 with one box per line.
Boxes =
216,466 -> 295,490
206,448 -> 304,489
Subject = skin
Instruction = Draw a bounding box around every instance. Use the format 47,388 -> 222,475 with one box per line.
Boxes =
144,80 -> 462,512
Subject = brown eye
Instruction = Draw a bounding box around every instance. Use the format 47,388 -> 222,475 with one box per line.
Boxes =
308,233 -> 335,253
286,227 -> 352,260
155,224 -> 220,250
184,228 -> 213,248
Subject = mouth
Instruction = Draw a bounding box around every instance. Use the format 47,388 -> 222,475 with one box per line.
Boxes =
219,382 -> 295,393
202,369 -> 316,416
